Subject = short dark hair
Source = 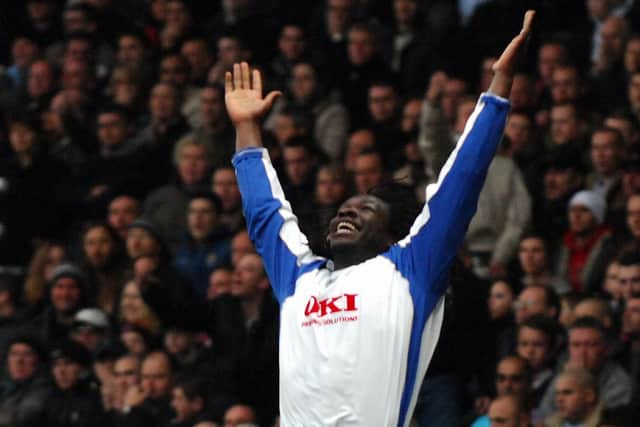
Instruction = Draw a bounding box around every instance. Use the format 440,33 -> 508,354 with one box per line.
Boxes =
617,250 -> 640,267
569,316 -> 608,341
173,375 -> 208,402
518,314 -> 557,349
190,192 -> 222,214
368,182 -> 420,242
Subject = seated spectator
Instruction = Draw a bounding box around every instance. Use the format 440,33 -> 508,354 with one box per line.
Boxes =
548,103 -> 588,149
531,145 -> 585,249
107,194 -> 141,241
207,268 -> 233,301
514,286 -> 560,325
543,368 -> 603,427
68,105 -> 147,220
573,298 -> 614,331
518,233 -> 570,295
212,166 -> 244,235
70,307 -> 111,354
537,317 -> 632,418
80,222 -> 127,314
223,404 -> 258,427
621,192 -> 640,252
117,280 -> 163,337
142,135 -> 212,253
156,53 -> 201,129
136,81 -> 191,187
115,351 -> 174,426
281,137 -> 318,213
0,273 -> 30,351
22,241 -> 67,307
106,353 -> 141,413
0,335 -> 51,426
180,36 -> 214,87
170,376 -> 212,426
471,355 -> 532,427
353,148 -> 386,194
343,128 -> 376,173
282,61 -> 349,160
617,251 -> 640,301
31,263 -> 90,347
586,127 -> 626,228
487,280 -> 517,362
46,339 -> 103,427
230,230 -> 256,267
555,190 -> 615,293
126,219 -> 170,262
191,84 -> 235,171
487,394 -> 530,427
174,193 -> 232,298
120,323 -> 152,359
516,315 -> 558,408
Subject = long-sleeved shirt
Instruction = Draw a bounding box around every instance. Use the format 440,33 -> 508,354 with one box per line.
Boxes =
232,93 -> 510,427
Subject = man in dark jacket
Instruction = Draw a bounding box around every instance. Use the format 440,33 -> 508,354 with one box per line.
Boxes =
46,339 -> 104,427
0,335 -> 52,427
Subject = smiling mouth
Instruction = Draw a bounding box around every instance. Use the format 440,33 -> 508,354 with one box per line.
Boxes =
335,221 -> 358,235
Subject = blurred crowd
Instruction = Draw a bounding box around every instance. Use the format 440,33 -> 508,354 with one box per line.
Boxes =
1,0 -> 640,426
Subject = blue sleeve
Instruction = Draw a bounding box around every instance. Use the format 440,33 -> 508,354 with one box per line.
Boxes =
387,93 -> 510,304
232,148 -> 324,304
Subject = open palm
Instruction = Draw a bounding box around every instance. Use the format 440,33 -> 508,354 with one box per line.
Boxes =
225,62 -> 281,124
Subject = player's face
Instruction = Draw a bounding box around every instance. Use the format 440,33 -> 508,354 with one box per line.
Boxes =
327,195 -> 391,253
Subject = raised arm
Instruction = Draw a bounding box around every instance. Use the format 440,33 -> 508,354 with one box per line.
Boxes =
390,11 -> 535,298
224,62 -> 281,151
227,63 -> 323,304
487,10 -> 535,98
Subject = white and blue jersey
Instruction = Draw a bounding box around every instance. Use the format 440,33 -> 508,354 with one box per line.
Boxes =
232,93 -> 510,427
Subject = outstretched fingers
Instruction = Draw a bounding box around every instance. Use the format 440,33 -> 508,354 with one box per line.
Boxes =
493,10 -> 535,74
241,62 -> 251,89
233,63 -> 242,90
252,69 -> 262,97
225,71 -> 233,93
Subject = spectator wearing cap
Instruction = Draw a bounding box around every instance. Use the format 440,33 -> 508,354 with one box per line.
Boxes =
142,135 -> 212,253
30,262 -> 90,348
174,193 -> 232,298
555,190 -> 616,293
71,307 -> 111,354
586,127 -> 626,228
46,339 -> 103,427
0,335 -> 52,426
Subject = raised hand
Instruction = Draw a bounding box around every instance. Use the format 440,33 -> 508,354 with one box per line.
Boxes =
488,10 -> 535,98
225,62 -> 281,125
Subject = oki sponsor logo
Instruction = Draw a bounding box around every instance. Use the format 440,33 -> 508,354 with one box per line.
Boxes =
304,294 -> 358,318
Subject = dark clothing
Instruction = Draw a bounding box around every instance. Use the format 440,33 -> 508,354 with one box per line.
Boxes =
174,230 -> 232,298
143,290 -> 280,426
113,397 -> 174,427
0,374 -> 52,427
45,379 -> 104,427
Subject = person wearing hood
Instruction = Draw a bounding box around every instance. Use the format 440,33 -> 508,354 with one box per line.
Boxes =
555,190 -> 617,293
45,338 -> 104,427
30,262 -> 90,348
